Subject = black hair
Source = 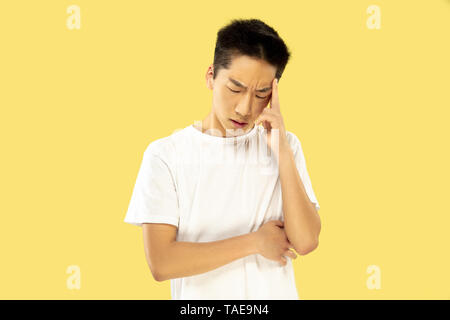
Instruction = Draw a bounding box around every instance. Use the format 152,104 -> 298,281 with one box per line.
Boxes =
212,18 -> 291,81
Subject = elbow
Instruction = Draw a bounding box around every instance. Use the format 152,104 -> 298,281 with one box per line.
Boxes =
151,265 -> 169,282
146,259 -> 167,282
153,272 -> 165,282
298,218 -> 321,255
295,238 -> 319,256
151,268 -> 163,282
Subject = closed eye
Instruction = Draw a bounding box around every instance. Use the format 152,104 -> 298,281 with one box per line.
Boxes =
228,87 -> 267,99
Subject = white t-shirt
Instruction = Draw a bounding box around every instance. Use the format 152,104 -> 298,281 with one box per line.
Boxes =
124,122 -> 320,300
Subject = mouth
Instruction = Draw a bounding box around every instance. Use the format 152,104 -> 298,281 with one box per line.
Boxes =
230,119 -> 248,128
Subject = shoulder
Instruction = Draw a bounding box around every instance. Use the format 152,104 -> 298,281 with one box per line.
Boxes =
143,127 -> 188,165
285,130 -> 303,152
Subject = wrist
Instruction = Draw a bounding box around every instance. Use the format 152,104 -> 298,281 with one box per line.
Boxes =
247,231 -> 260,255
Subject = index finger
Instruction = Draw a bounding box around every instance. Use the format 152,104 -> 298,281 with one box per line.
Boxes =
270,78 -> 280,111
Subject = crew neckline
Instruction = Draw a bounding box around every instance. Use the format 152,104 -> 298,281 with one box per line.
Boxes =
188,122 -> 259,145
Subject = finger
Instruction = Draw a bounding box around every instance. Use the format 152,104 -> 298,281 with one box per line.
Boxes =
255,111 -> 271,126
285,241 -> 294,249
256,108 -> 275,124
279,256 -> 287,266
256,113 -> 276,127
285,250 -> 297,260
255,114 -> 266,126
270,78 -> 280,111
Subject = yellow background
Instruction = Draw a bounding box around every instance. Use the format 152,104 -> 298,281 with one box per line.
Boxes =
0,0 -> 449,299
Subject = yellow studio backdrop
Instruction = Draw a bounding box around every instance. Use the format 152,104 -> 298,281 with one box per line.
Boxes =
0,0 -> 449,300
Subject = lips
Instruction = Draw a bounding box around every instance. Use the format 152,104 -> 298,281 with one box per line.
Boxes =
231,119 -> 248,125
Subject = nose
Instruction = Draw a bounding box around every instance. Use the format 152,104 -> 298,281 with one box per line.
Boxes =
234,94 -> 253,120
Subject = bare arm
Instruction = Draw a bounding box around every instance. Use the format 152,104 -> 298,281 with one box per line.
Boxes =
143,220 -> 298,282
143,223 -> 259,282
278,140 -> 321,255
254,77 -> 321,256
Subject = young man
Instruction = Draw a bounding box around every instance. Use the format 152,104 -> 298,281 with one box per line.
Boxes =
124,18 -> 321,300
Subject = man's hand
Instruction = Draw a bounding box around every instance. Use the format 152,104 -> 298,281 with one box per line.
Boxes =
255,78 -> 289,153
254,219 -> 297,266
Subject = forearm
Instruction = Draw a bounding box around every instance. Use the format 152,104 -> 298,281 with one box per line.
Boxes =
156,232 -> 259,281
278,142 -> 321,254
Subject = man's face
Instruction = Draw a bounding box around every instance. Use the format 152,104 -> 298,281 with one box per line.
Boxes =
207,55 -> 277,133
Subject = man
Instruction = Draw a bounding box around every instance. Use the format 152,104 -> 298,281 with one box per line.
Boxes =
124,18 -> 321,300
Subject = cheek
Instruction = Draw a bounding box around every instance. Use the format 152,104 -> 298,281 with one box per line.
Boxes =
218,90 -> 240,110
213,90 -> 227,107
212,91 -> 234,115
217,88 -> 233,102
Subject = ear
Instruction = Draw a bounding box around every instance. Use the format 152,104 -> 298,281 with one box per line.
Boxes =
206,65 -> 214,90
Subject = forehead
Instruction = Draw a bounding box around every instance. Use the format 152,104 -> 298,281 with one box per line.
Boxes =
219,55 -> 276,87
226,54 -> 275,73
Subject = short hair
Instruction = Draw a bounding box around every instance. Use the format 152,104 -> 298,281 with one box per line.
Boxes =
212,18 -> 291,81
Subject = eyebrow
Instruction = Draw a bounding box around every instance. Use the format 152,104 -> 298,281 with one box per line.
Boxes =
228,77 -> 272,93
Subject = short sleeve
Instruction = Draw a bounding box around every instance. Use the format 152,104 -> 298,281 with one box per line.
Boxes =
287,132 -> 320,211
124,149 -> 180,227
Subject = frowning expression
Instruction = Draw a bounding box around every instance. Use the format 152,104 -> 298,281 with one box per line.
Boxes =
207,55 -> 277,131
